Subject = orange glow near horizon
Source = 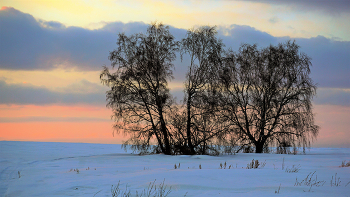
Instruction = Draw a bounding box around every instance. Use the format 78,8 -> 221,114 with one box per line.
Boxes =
0,122 -> 127,144
0,104 -> 112,119
0,104 -> 126,144
0,104 -> 349,147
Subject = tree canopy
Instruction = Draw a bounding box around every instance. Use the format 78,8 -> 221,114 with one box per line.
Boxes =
101,23 -> 319,155
100,23 -> 178,155
218,41 -> 319,153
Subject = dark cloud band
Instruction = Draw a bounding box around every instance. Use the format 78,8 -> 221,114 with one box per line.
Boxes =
235,0 -> 350,14
314,88 -> 350,106
0,80 -> 106,105
0,7 -> 149,71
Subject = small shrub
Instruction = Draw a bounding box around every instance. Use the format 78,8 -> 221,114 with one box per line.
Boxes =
246,159 -> 258,169
218,161 -> 229,169
246,159 -> 265,169
340,160 -> 350,167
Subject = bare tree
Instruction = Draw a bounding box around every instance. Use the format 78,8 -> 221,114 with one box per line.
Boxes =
180,26 -> 225,154
218,41 -> 319,153
100,23 -> 178,155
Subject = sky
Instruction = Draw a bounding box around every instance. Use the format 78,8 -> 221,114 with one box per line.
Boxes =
0,0 -> 349,147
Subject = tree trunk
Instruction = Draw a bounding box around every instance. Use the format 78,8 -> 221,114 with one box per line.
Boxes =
159,112 -> 171,155
255,142 -> 264,153
163,132 -> 171,155
186,99 -> 195,155
153,128 -> 165,153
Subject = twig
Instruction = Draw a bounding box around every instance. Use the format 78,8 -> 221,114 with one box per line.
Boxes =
275,184 -> 281,194
93,190 -> 102,197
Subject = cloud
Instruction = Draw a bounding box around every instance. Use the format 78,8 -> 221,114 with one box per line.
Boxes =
0,78 -> 186,106
314,88 -> 350,106
237,0 -> 350,15
39,20 -> 66,29
296,36 -> 350,88
268,16 -> 279,24
54,79 -> 107,94
0,7 -> 148,71
0,80 -> 106,105
1,8 -> 350,90
216,27 -> 350,89
218,25 -> 279,48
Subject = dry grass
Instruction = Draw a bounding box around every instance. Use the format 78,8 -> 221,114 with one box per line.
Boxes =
274,184 -> 281,194
285,164 -> 301,173
330,173 -> 341,187
340,160 -> 350,167
246,159 -> 266,169
294,171 -> 326,192
111,179 -> 172,197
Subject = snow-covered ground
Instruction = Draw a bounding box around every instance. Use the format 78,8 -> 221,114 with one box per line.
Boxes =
0,141 -> 349,197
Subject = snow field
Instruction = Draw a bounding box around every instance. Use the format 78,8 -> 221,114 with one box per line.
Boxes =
0,141 -> 349,196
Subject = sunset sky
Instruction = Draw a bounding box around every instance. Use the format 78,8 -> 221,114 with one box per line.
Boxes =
0,0 -> 349,147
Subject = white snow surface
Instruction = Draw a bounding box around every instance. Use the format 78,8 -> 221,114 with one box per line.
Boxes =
1,141 -> 349,197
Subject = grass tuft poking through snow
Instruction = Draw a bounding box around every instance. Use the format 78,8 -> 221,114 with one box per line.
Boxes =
111,181 -> 130,197
111,179 -> 174,197
294,171 -> 326,192
285,164 -> 301,173
275,184 -> 281,194
340,160 -> 350,167
330,173 -> 341,187
246,159 -> 266,169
